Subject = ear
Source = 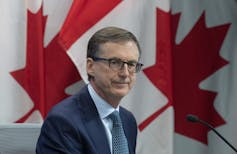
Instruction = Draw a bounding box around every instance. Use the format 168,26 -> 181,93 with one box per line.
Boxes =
86,58 -> 95,77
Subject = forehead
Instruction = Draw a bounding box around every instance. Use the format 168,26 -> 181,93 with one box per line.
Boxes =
98,41 -> 140,60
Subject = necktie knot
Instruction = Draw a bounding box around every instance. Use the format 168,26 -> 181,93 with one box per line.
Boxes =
109,111 -> 121,126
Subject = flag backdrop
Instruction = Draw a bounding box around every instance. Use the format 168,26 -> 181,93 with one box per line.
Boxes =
1,0 -> 237,154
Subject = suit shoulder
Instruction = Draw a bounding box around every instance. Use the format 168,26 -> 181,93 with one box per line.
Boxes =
120,107 -> 137,124
46,86 -> 90,120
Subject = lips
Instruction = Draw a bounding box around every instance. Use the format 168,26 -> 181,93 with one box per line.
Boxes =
113,79 -> 130,84
112,81 -> 129,88
113,81 -> 129,85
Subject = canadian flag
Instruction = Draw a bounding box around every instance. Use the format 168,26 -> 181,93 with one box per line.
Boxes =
1,0 -> 237,154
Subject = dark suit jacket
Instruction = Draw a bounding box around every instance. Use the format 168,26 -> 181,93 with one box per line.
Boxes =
36,85 -> 137,154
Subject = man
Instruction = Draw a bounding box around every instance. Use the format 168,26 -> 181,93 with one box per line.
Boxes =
36,27 -> 143,154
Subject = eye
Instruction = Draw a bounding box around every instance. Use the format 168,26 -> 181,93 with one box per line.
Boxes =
127,62 -> 137,67
109,59 -> 122,65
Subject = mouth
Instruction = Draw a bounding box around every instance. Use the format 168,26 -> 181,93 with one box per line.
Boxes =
112,81 -> 129,87
113,80 -> 129,84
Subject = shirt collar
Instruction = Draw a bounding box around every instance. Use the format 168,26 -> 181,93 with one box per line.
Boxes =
87,84 -> 119,119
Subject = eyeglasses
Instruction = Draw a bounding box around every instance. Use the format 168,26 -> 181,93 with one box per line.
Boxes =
91,57 -> 143,73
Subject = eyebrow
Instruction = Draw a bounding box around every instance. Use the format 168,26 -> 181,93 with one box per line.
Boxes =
108,57 -> 138,62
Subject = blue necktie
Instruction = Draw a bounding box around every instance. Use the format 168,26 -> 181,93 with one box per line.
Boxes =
109,111 -> 129,154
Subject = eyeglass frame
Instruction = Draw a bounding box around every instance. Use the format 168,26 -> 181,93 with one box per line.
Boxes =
90,56 -> 143,73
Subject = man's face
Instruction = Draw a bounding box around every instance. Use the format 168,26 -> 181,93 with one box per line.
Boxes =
87,41 -> 140,104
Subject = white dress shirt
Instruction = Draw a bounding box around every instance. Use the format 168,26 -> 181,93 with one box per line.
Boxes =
87,84 -> 119,153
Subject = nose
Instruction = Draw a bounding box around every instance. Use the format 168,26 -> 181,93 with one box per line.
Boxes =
118,63 -> 130,76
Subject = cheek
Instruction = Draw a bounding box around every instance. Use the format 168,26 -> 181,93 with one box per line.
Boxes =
96,69 -> 113,84
129,75 -> 136,86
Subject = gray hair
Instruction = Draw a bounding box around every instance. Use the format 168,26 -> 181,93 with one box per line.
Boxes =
87,27 -> 141,58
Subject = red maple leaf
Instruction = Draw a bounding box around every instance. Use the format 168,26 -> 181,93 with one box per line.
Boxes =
10,7 -> 81,121
172,13 -> 230,144
10,1 -> 123,122
143,8 -> 230,144
58,0 -> 122,50
139,8 -> 173,131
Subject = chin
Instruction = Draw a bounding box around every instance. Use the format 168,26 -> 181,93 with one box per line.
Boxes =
112,89 -> 129,97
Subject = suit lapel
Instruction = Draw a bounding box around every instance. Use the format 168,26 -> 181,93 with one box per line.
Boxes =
120,110 -> 133,154
78,87 -> 111,154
